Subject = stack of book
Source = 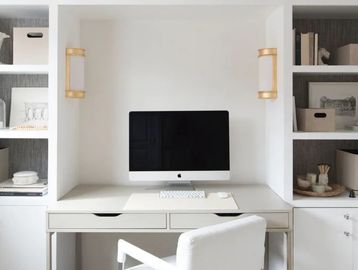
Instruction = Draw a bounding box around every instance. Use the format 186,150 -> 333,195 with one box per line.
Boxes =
293,29 -> 319,65
0,179 -> 48,196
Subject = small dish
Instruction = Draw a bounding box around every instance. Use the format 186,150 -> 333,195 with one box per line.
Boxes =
312,184 -> 326,194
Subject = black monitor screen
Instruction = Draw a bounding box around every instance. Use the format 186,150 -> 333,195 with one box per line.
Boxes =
129,111 -> 230,171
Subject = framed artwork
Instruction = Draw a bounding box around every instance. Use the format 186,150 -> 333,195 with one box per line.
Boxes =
309,82 -> 358,130
9,87 -> 48,130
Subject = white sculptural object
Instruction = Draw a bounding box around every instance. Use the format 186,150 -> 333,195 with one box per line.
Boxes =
318,48 -> 330,65
0,32 -> 10,64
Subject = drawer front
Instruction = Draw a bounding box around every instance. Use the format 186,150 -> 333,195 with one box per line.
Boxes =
170,213 -> 289,229
48,213 -> 167,229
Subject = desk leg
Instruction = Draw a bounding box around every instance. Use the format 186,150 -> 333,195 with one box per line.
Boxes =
47,232 -> 54,270
286,231 -> 293,270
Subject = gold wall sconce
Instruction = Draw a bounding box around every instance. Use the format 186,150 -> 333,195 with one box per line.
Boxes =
66,48 -> 85,98
257,48 -> 277,99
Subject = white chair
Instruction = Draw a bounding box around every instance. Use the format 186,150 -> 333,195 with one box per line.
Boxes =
117,215 -> 267,270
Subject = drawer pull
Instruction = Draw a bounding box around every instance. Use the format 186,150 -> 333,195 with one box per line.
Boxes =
344,231 -> 352,237
214,213 -> 243,217
344,214 -> 352,220
93,213 -> 122,217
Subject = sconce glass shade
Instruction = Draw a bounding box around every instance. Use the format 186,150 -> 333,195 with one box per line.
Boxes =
258,48 -> 277,99
66,48 -> 85,98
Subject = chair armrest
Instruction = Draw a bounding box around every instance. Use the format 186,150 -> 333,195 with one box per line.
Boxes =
117,239 -> 176,270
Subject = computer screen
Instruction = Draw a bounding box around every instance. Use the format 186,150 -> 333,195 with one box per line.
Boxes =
129,111 -> 230,181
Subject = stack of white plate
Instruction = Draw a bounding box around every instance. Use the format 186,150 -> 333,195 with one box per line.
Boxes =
12,171 -> 39,185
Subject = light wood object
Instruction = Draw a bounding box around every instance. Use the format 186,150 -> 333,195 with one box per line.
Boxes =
293,184 -> 345,197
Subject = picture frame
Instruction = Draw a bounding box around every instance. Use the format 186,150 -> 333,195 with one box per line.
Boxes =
9,87 -> 48,130
309,82 -> 358,130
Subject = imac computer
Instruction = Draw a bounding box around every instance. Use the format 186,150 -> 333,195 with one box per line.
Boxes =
129,111 -> 230,187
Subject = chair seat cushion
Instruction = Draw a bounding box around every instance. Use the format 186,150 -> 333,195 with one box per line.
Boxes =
126,255 -> 176,270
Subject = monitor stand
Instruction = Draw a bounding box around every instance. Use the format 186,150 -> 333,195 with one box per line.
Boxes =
160,181 -> 194,191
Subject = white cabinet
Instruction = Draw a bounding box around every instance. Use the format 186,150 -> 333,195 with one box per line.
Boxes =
0,205 -> 47,270
294,208 -> 357,270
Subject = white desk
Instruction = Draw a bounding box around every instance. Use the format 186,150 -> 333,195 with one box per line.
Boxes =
47,184 -> 292,269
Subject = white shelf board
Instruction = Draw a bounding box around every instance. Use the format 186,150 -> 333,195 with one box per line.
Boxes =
292,193 -> 358,207
0,128 -> 48,139
0,194 -> 48,206
0,65 -> 49,74
292,65 -> 358,74
292,130 -> 358,140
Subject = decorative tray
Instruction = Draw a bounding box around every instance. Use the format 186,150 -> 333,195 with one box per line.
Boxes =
293,184 -> 346,197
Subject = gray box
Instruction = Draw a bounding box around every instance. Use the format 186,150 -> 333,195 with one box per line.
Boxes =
0,147 -> 8,181
335,44 -> 358,65
337,149 -> 358,190
297,108 -> 335,132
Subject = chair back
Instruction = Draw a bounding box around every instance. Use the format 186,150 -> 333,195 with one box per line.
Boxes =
176,215 -> 266,270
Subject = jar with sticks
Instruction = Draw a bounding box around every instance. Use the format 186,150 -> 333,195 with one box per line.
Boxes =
318,164 -> 330,186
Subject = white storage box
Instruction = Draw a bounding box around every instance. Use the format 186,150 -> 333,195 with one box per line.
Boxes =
335,44 -> 358,65
13,27 -> 48,64
0,148 -> 9,181
337,149 -> 358,191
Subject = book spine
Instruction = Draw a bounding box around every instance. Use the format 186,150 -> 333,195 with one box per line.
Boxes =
293,28 -> 296,65
0,191 -> 46,196
301,33 -> 309,65
295,32 -> 301,65
309,32 -> 314,65
314,33 -> 319,65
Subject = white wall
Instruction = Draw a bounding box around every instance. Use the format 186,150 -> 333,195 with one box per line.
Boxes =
57,7 -> 81,198
78,7 -> 268,185
56,8 -> 81,270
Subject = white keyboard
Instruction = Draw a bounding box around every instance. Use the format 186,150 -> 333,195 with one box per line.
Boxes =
159,190 -> 206,199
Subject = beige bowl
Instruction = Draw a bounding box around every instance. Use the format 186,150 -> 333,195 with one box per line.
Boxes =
297,176 -> 311,190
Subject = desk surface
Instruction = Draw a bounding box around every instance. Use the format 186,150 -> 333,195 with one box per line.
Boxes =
48,184 -> 291,213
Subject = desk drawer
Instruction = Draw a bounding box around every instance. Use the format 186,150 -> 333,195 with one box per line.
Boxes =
48,213 -> 166,229
170,213 -> 289,229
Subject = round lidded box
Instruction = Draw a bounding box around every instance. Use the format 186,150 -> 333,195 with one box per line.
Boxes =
12,171 -> 39,185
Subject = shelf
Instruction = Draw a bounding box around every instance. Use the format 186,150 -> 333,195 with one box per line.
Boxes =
292,65 -> 358,74
0,128 -> 48,139
292,193 -> 358,207
0,194 -> 48,206
0,65 -> 49,75
292,130 -> 358,140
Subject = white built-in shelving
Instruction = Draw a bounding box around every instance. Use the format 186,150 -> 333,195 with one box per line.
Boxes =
292,193 -> 358,207
0,65 -> 49,75
0,5 -> 51,206
0,128 -> 48,139
288,5 -> 358,207
0,194 -> 48,206
292,65 -> 358,74
292,131 -> 358,140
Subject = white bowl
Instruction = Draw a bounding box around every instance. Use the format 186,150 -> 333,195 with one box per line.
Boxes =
297,176 -> 311,190
12,176 -> 39,185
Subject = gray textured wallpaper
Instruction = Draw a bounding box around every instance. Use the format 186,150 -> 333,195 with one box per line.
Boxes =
294,19 -> 358,65
0,139 -> 48,179
294,140 -> 358,185
0,18 -> 48,64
